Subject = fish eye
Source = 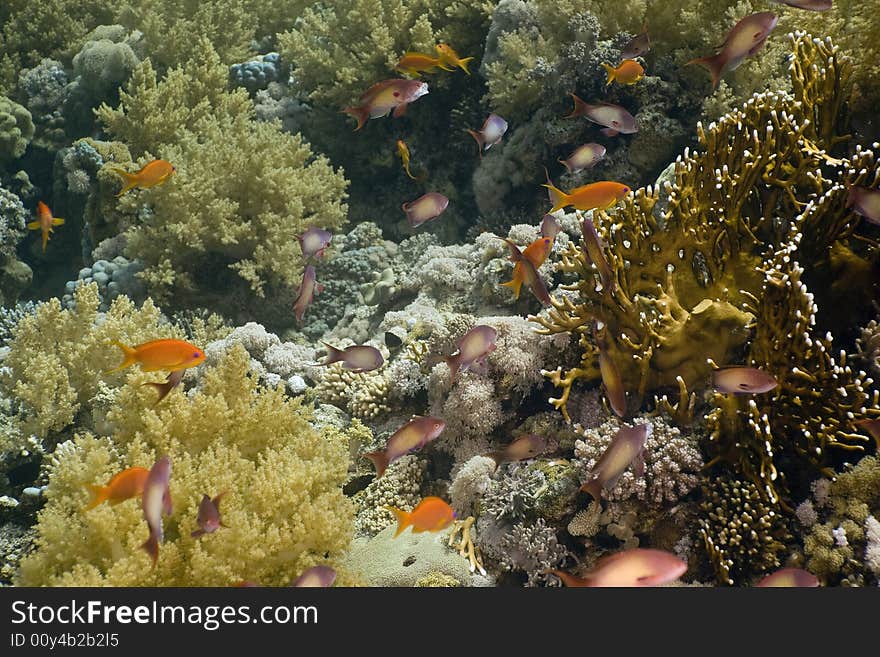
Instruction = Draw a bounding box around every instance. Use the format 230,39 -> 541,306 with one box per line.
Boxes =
612,120 -> 620,126
739,383 -> 749,389
393,91 -> 400,97
193,351 -> 201,358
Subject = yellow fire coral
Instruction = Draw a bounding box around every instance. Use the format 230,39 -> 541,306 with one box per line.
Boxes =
1,282 -> 176,438
17,346 -> 354,586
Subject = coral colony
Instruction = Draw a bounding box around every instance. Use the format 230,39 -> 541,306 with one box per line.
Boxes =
0,0 -> 878,588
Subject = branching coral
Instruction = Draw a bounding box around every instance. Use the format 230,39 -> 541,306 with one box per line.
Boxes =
95,44 -> 348,325
17,346 -> 353,586
1,282 -> 173,438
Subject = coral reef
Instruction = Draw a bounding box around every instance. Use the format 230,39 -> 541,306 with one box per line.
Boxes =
0,185 -> 31,305
17,347 -> 354,586
0,95 -> 34,166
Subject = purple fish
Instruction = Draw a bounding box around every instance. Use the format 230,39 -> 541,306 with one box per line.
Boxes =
855,418 -> 880,449
316,342 -> 384,372
144,369 -> 185,406
467,113 -> 508,156
582,216 -> 614,291
712,366 -> 778,394
540,214 -> 562,239
756,568 -> 820,587
768,0 -> 831,10
298,227 -> 332,260
191,492 -> 227,538
293,265 -> 323,324
488,434 -> 548,464
621,25 -> 651,59
141,456 -> 172,567
687,12 -> 778,88
594,325 -> 626,417
580,423 -> 650,501
559,143 -> 606,173
291,565 -> 337,588
343,79 -> 429,130
846,185 -> 880,225
501,238 -> 552,306
403,192 -> 449,228
444,325 -> 498,381
565,95 -> 638,137
364,416 -> 446,478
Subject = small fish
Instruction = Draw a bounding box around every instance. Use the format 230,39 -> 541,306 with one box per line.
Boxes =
444,325 -> 498,381
83,466 -> 150,511
467,113 -> 508,156
386,496 -> 456,537
855,418 -> 880,449
580,423 -> 649,500
621,25 -> 651,59
291,565 -> 337,587
293,265 -> 323,323
551,548 -> 686,587
540,214 -> 562,239
601,59 -> 645,86
27,201 -> 65,253
500,238 -> 553,306
755,568 -> 820,587
298,227 -> 332,260
364,416 -> 446,478
108,159 -> 176,197
565,95 -> 638,137
402,192 -> 449,228
544,178 -> 630,214
434,43 -> 474,74
143,369 -> 185,406
846,185 -> 880,225
396,140 -> 420,180
581,216 -> 614,291
141,456 -> 172,567
767,0 -> 831,10
190,492 -> 227,539
559,143 -> 606,174
687,12 -> 778,88
394,52 -> 452,77
316,342 -> 384,372
488,434 -> 548,464
342,79 -> 429,131
106,339 -> 205,374
712,366 -> 778,394
501,236 -> 554,299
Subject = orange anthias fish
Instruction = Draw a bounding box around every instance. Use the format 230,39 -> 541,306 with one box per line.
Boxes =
501,238 -> 553,306
342,79 -> 429,131
27,201 -> 65,253
501,236 -> 554,299
108,159 -> 176,197
601,59 -> 645,86
106,338 -> 206,374
386,496 -> 456,537
435,43 -> 474,74
83,466 -> 150,511
544,178 -> 630,214
395,52 -> 452,77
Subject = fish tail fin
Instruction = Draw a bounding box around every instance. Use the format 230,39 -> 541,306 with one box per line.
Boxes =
564,92 -> 588,119
686,53 -> 724,88
466,129 -> 484,156
52,217 -> 65,226
108,167 -> 139,197
385,506 -> 411,537
500,275 -> 523,299
105,341 -> 138,374
458,57 -> 474,75
404,163 -> 418,180
601,63 -> 616,85
82,484 -> 107,511
364,450 -> 389,479
580,480 -> 602,502
342,105 -> 369,131
141,532 -> 159,567
318,341 -> 345,366
542,182 -> 569,214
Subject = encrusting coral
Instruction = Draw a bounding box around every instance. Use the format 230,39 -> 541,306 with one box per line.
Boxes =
17,346 -> 354,586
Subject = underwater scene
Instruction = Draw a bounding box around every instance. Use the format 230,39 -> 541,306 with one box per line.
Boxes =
0,0 -> 878,589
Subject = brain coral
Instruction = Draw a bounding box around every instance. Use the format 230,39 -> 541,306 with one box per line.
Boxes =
17,346 -> 354,586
